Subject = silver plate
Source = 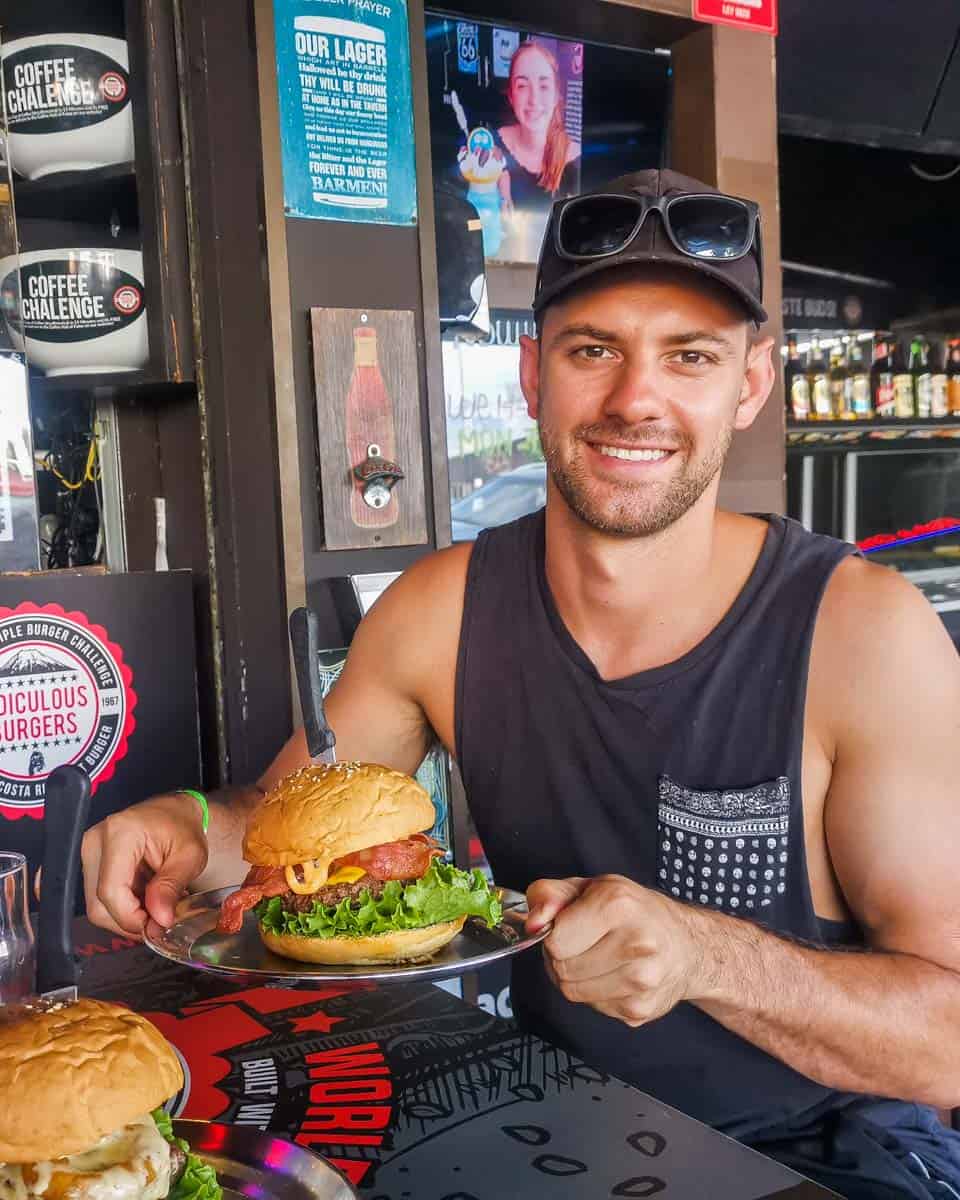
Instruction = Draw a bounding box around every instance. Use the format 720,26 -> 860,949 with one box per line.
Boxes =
145,887 -> 550,983
172,1120 -> 358,1200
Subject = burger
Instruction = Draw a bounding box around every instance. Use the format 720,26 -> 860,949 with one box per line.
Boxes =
216,761 -> 502,965
0,998 -> 220,1200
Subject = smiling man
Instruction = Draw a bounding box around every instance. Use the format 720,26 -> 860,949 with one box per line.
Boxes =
81,171 -> 960,1198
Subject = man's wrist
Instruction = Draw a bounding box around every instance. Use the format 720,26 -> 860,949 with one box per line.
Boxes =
175,788 -> 210,835
676,902 -> 759,1006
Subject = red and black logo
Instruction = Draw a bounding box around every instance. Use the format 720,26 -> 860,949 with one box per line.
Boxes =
0,603 -> 136,820
112,284 -> 142,316
98,71 -> 128,103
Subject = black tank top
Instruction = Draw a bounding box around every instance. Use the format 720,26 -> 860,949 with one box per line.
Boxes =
455,510 -> 861,1136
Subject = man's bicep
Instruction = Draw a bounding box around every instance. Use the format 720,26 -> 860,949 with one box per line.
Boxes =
823,570 -> 960,969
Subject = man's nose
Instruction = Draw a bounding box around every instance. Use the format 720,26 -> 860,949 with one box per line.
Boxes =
601,356 -> 669,425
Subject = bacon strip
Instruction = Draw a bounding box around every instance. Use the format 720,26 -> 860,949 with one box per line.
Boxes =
330,834 -> 442,881
216,837 -> 442,933
216,865 -> 286,934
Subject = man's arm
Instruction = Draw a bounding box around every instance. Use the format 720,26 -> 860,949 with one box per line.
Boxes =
692,558 -> 960,1106
529,559 -> 960,1108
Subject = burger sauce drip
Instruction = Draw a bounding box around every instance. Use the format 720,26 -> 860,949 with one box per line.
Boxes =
216,835 -> 443,934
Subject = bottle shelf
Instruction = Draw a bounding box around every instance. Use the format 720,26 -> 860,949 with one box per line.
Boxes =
787,418 -> 960,433
787,417 -> 960,455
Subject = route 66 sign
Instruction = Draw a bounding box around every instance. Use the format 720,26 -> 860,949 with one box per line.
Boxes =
457,22 -> 478,74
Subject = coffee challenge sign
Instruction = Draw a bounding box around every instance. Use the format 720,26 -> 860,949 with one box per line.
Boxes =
0,604 -> 136,819
0,249 -> 149,375
7,259 -> 144,342
4,44 -> 130,133
274,0 -> 417,225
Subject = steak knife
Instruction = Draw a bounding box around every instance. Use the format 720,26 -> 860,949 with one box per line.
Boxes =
289,606 -> 337,764
37,764 -> 91,1000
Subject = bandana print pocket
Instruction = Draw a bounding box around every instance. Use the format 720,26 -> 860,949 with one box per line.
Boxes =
657,775 -> 790,917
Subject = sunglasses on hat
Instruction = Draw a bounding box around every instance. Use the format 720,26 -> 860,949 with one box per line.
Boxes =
537,190 -> 763,295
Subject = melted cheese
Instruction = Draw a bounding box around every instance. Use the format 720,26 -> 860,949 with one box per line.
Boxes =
325,866 -> 366,886
284,862 -> 366,894
0,1115 -> 171,1200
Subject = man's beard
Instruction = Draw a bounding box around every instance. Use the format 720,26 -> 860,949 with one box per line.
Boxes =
538,414 -> 733,537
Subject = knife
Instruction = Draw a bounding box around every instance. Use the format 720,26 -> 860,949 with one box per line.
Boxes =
37,764 -> 91,999
289,607 -> 337,764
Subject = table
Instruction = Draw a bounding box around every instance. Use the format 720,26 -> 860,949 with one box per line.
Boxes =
74,919 -> 837,1199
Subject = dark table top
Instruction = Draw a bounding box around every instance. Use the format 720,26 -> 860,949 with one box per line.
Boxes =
74,920 -> 836,1200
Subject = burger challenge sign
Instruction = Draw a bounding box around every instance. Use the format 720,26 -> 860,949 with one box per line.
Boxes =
0,603 -> 136,819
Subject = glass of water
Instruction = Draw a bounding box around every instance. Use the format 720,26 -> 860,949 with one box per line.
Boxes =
0,853 -> 35,1002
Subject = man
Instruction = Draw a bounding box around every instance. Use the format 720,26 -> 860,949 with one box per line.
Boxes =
82,171 -> 960,1198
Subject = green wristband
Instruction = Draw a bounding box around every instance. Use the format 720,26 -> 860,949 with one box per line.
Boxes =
179,788 -> 209,834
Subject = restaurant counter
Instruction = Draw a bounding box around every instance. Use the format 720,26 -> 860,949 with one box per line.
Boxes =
74,919 -> 836,1199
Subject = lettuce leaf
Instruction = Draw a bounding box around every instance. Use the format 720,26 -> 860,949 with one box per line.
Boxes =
152,1109 -> 223,1200
256,860 -> 502,939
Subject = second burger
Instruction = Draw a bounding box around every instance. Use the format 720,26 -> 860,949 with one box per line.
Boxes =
217,762 -> 502,964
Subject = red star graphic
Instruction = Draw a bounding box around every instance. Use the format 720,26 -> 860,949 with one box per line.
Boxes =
289,1010 -> 345,1034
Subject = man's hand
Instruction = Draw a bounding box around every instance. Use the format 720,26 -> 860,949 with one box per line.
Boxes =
81,794 -> 208,938
526,874 -> 708,1027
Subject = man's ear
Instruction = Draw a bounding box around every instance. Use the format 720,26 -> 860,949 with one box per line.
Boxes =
519,334 -> 541,421
734,335 -> 776,432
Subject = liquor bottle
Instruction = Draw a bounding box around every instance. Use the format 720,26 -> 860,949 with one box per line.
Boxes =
913,338 -> 933,419
830,343 -> 850,419
948,340 -> 960,416
785,335 -> 810,421
872,338 -> 895,418
345,325 -> 399,529
808,337 -> 832,420
849,340 -> 872,419
931,340 -> 949,419
892,339 -> 915,418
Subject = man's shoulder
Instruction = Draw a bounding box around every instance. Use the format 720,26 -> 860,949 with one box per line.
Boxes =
819,553 -> 937,641
812,553 -> 958,706
377,541 -> 474,616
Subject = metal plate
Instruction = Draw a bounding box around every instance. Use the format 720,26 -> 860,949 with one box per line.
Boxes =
145,887 -> 550,984
172,1120 -> 358,1200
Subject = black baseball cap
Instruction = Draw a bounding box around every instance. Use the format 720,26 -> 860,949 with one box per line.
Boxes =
533,169 -> 767,325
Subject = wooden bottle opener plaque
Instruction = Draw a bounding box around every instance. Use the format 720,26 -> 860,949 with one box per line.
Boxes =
311,306 -> 428,550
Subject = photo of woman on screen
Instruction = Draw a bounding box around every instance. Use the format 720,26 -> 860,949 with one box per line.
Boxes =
494,40 -> 581,261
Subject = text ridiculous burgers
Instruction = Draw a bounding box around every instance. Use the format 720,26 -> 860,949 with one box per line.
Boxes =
216,762 -> 502,964
0,999 -> 220,1200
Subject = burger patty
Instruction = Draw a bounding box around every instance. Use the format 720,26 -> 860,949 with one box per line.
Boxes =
280,876 -> 410,913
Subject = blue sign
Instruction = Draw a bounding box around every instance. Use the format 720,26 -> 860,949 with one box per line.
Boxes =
274,0 -> 417,225
456,21 -> 478,74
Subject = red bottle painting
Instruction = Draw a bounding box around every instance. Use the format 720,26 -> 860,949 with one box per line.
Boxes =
345,326 -> 399,529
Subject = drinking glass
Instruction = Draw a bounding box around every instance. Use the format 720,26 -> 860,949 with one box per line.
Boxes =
0,853 -> 36,1002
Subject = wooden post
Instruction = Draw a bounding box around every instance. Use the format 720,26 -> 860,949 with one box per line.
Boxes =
671,24 -> 785,515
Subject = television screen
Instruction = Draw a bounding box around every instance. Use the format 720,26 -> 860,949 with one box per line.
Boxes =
425,12 -> 672,266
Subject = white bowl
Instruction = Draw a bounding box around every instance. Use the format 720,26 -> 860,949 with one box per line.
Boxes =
0,247 -> 149,375
1,34 -> 135,179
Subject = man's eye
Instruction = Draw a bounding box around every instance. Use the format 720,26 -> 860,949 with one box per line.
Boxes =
575,345 -> 616,360
673,350 -> 714,366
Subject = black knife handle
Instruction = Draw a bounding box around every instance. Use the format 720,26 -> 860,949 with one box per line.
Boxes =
289,607 -> 335,759
37,765 -> 91,994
